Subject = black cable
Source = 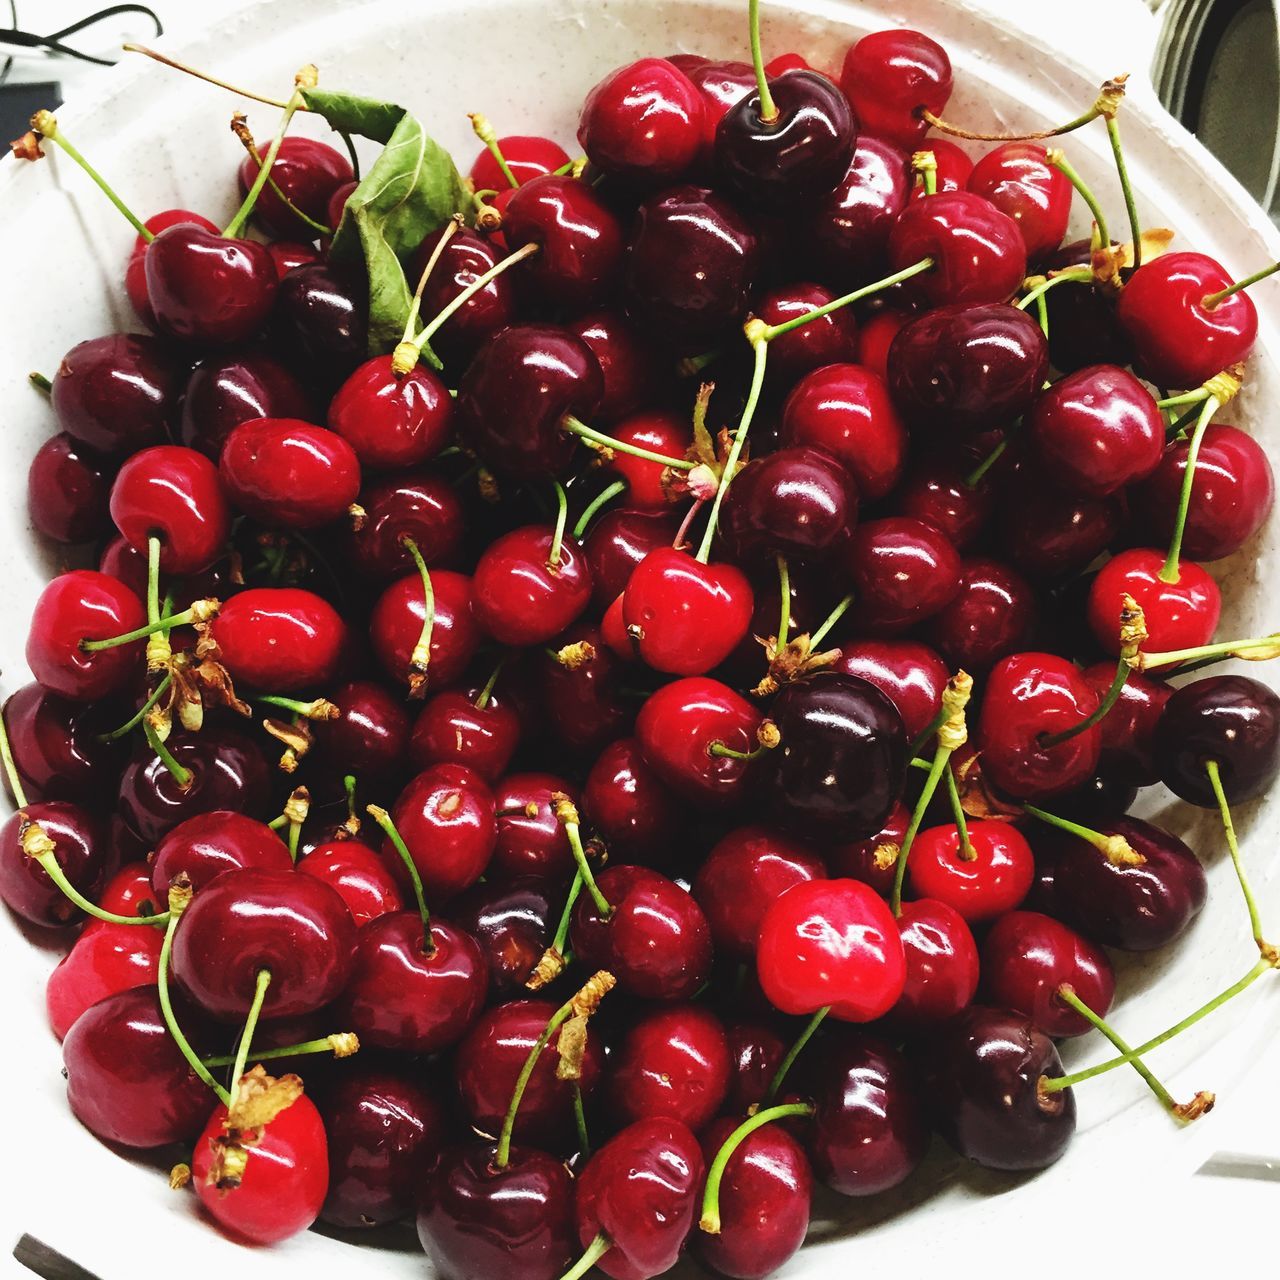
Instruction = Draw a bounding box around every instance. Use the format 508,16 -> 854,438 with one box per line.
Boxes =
0,4 -> 162,69
1,0 -> 17,87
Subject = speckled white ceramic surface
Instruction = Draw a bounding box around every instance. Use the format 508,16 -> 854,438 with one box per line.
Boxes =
1,1 -> 1279,1276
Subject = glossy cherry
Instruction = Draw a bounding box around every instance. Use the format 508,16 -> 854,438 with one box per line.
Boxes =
840,28 -> 952,147
486,773 -> 577,881
603,410 -> 690,507
150,810 -> 291,898
568,310 -> 664,423
896,455 -> 994,549
2,682 -> 121,801
272,260 -> 368,386
966,142 -> 1071,259
539,630 -> 631,754
410,688 -> 520,783
180,350 -> 311,458
843,516 -> 962,634
583,736 -> 684,862
830,642 -> 945,743
892,898 -> 980,1026
46,919 -> 163,1041
1082,661 -> 1171,787
472,525 -> 593,645
311,678 -> 412,784
298,840 -> 404,926
756,282 -> 860,382
912,138 -> 972,198
370,568 -> 481,692
584,507 -> 684,610
237,135 -> 353,239
93,857 -> 156,918
907,822 -> 1035,923
451,877 -> 555,998
208,587 -> 346,691
347,469 -> 465,578
1087,547 -> 1220,657
928,556 -> 1036,673
826,801 -> 908,899
998,468 -> 1125,581
28,433 -> 111,545
327,355 -> 454,471
0,801 -> 107,927
126,208 -> 219,324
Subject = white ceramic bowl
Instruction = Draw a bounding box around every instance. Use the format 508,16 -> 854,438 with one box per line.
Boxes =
3,1 -> 1279,1276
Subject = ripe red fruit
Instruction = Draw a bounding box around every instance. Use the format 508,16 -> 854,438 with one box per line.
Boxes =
208,587 -> 347,691
906,822 -> 1036,922
46,920 -> 164,1040
840,29 -> 953,147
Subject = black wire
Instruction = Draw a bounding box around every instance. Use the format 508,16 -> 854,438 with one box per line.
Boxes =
1,0 -> 17,87
0,4 -> 162,70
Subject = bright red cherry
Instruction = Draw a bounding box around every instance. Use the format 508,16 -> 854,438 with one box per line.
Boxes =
472,526 -> 593,645
96,859 -> 157,917
180,350 -> 311,459
842,516 -> 962,633
583,737 -> 684,863
489,773 -> 576,881
756,879 -> 906,1021
46,920 -> 163,1041
683,59 -> 754,151
327,356 -> 453,471
410,688 -> 520,783
1087,547 -> 1220,657
208,587 -> 347,691
469,133 -> 571,190
237,135 -> 352,239
856,306 -> 912,381
840,29 -> 953,147
583,507 -> 684,609
369,569 -> 481,692
150,810 -> 292,898
906,822 -> 1035,923
966,143 -> 1071,259
911,138 -> 972,198
604,410 -> 690,507
298,840 -> 404,926
892,898 -> 980,1026
1083,661 -> 1172,787
927,556 -> 1037,674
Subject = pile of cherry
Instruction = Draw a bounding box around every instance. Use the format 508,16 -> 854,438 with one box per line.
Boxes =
6,5 -> 1280,1278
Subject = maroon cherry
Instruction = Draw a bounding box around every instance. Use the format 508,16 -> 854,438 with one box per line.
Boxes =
452,877 -> 555,998
28,433 -> 111,545
1082,661 -> 1171,787
2,683 -> 122,802
907,822 -> 1036,923
311,678 -> 412,785
892,897 -> 980,1026
125,208 -> 218,324
1088,547 -> 1220,657
840,28 -> 953,147
567,310 -> 664,423
273,260 -> 368,385
826,801 -> 908,899
472,525 -> 593,645
928,556 -> 1036,673
237,135 -> 352,239
723,1022 -> 788,1115
298,840 -> 404,926
0,800 -> 108,926
895,455 -> 994,549
180,350 -> 311,458
208,587 -> 347,691
370,568 -> 481,692
488,773 -> 577,881
583,737 -> 684,863
684,59 -> 755,152
831,642 -> 945,742
268,240 -> 322,276
347,469 -> 465,577
842,516 -> 962,633
539,630 -> 631,754
46,918 -> 162,1041
756,282 -> 860,382
327,355 -> 454,471
411,689 -> 520,783
583,507 -> 684,610
998,468 -> 1125,581
966,142 -> 1071,260
150,810 -> 291,898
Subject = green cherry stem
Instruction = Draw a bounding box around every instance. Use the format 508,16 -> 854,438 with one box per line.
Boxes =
775,555 -> 791,646
757,258 -> 935,342
257,694 -> 338,720
1202,260 -> 1280,310
547,479 -> 569,571
81,601 -> 218,651
1103,114 -> 1141,269
808,593 -> 854,649
554,794 -> 613,918
202,1031 -> 359,1068
0,699 -> 28,807
557,1235 -> 613,1280
29,371 -> 52,395
943,762 -> 974,859
227,969 -> 272,1110
1020,804 -> 1141,865
572,1084 -> 591,1157
1156,387 -> 1211,411
1165,403 -> 1202,441
527,867 -> 585,991
963,422 -> 1022,489
1047,148 -> 1109,252
143,718 -> 193,789
1159,393 -> 1222,584
367,803 -> 434,952
700,1102 -> 815,1234
400,537 -> 435,698
747,0 -> 778,123
765,1005 -> 830,1104
394,215 -> 462,362
1204,759 -> 1270,954
1015,266 -> 1093,312
469,113 -> 520,188
561,415 -> 696,471
474,657 -> 508,711
1136,632 -> 1280,671
223,75 -> 310,238
573,480 -> 628,539
146,533 -> 163,631
232,116 -> 331,235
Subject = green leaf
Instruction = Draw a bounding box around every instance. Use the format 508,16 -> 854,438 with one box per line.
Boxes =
302,87 -> 470,356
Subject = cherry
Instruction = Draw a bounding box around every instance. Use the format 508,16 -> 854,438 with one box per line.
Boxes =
1082,661 -> 1171,787
757,878 -> 906,1020
237,135 -> 352,240
571,865 -> 712,1001
208,587 -> 347,691
1155,674 -> 1280,806
716,70 -> 856,209
28,433 -> 111,545
892,898 -> 980,1026
804,137 -> 911,286
1037,815 -> 1207,951
1088,547 -> 1220,657
50,333 -> 180,455
317,1068 -> 446,1229
684,60 -> 755,152
273,261 -> 368,386
470,132 -> 571,189
840,28 -> 953,147
568,310 -> 664,423
62,986 -> 212,1148
311,679 -> 412,784
411,688 -> 520,782
907,822 -> 1035,923
887,302 -> 1049,432
636,677 -> 762,806
472,525 -> 593,645
804,1033 -> 929,1194
126,209 -> 219,324
1116,251 -> 1257,388
338,912 -> 488,1051
180,350 -> 311,458
856,306 -> 912,381
298,840 -> 404,926
584,507 -> 684,610
489,773 -> 577,881
998,468 -> 1125,581
723,1021 -> 788,1114
26,570 -> 145,701
826,801 -> 908,899
981,910 -> 1114,1038
191,1087 -> 329,1244
966,143 -> 1071,259
144,224 -> 278,346
584,736 -> 684,862
722,446 -> 859,565
370,568 -> 482,691
977,652 -> 1102,800
2,682 -> 122,802
572,1117 -> 705,1280
268,240 -> 322,276
603,410 -> 690,507
119,727 -> 273,843
0,801 -> 107,926
457,323 -> 603,479
919,1006 -> 1075,1171
895,455 -> 994,549
95,858 -> 156,918
624,547 -> 754,675
764,672 -> 907,840
842,516 -> 962,633
580,58 -> 706,182
151,810 -> 292,898
419,1144 -> 576,1280
347,470 -> 465,577
756,282 -> 860,382
452,877 -> 555,997
888,191 -> 1027,307
1132,423 -> 1275,561
692,825 -> 827,958
501,174 -> 624,311
46,919 -> 163,1040
625,185 -> 759,352
692,1113 -> 810,1280
911,138 -> 972,198
327,355 -> 453,471
927,556 -> 1037,673
539,630 -> 631,754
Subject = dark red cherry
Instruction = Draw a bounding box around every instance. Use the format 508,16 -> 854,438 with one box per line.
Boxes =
267,240 -> 322,276
907,822 -> 1035,923
625,185 -> 759,352
567,310 -> 664,423
150,810 -> 291,898
716,70 -> 856,209
237,135 -> 353,239
1155,674 -> 1280,806
1116,251 -> 1257,388
347,469 -> 464,577
624,547 -> 753,675
451,877 -> 554,998
46,918 -> 162,1040
919,1006 -> 1076,1171
411,689 -> 520,783
584,736 -> 684,862
764,672 -> 908,840
571,865 -> 712,1001
126,209 -> 218,324
338,913 -> 488,1052
28,433 -> 111,545
144,224 -> 277,345
419,1144 -> 576,1280
457,323 -> 603,479
311,679 -> 412,784
2,683 -> 122,802
1082,662 -> 1171,787
840,28 -> 952,147
369,569 -> 481,692
805,1033 -> 929,1194
981,911 -> 1115,1038
756,281 -> 860,382
1087,547 -> 1220,657
826,801 -> 908,898
1132,423 -> 1275,561
298,840 -> 404,926
317,1067 -> 446,1229
692,1115 -> 811,1280
472,525 -> 593,645
208,587 -> 347,691
26,570 -> 145,702
692,825 -> 827,958
109,444 -> 230,574
1028,364 -> 1164,496
62,986 -> 212,1148
172,867 -> 355,1020
887,302 -> 1049,432
97,535 -> 227,612
892,898 -> 980,1026
539,631 -> 631,754
327,355 -> 453,471
927,556 -> 1036,673
572,1118 -> 705,1280
584,507 -> 684,610
51,333 -> 180,455
999,468 -> 1125,581
488,773 -> 576,882
843,516 -> 961,634
0,801 -> 108,927
180,350 -> 311,458
603,410 -> 689,507
966,143 -> 1071,259
723,1022 -> 787,1115
273,260 -> 368,386
895,455 -> 994,549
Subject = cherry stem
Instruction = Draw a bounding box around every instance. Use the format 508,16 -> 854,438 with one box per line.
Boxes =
758,258 -> 934,343
747,0 -> 778,123
1202,260 -> 1280,310
696,335 -> 768,563
556,797 -> 613,918
142,719 -> 193,789
1021,803 -> 1139,865
700,1101 -> 815,1234
672,497 -> 706,553
30,111 -> 152,240
707,737 -> 772,761
401,537 -> 435,698
1159,394 -> 1221,584
1156,388 -> 1211,411
474,656 -> 508,711
573,479 -> 627,540
1015,267 -> 1093,312
123,44 -> 295,109
0,701 -> 29,808
1204,759 -> 1270,954
809,593 -> 853,649
469,112 -> 519,188
234,119 -> 331,235
227,969 -> 272,1111
146,535 -> 163,631
557,1234 -> 612,1280
912,149 -> 938,197
963,429 -> 1015,490
548,868 -> 585,964
775,555 -> 791,645
1165,403 -> 1202,440
256,694 -> 337,720
943,762 -> 974,859
28,371 -> 52,395
548,479 -> 569,572
496,997 -> 576,1168
26,827 -> 169,925
1104,115 -> 1141,268
202,1031 -> 358,1068
561,415 -> 696,472
411,240 -> 540,354
1138,632 -> 1280,670
343,774 -> 360,829
81,603 -> 214,651
908,701 -> 950,758
1048,149 -> 1109,252
398,215 -> 462,354
367,803 -> 434,951
572,1083 -> 591,1157
890,744 -> 952,916
920,99 -> 1103,143
765,1005 -> 830,1103
1039,656 -> 1129,749
223,83 -> 306,238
